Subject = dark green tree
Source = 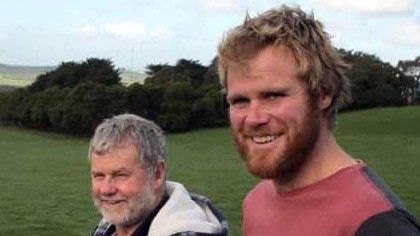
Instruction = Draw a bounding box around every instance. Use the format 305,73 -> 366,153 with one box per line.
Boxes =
60,82 -> 127,134
158,81 -> 199,131
175,59 -> 208,88
29,58 -> 121,92
339,49 -> 403,110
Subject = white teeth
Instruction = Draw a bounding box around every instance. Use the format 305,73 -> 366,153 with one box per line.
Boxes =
252,135 -> 278,144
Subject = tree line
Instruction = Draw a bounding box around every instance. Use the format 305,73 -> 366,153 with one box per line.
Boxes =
0,51 -> 419,135
0,58 -> 226,134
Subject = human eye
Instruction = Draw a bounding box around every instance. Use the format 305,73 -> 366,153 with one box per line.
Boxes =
228,96 -> 249,107
92,172 -> 105,180
114,171 -> 130,180
264,91 -> 285,101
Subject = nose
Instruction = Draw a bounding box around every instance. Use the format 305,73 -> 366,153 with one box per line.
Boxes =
99,178 -> 117,196
245,101 -> 270,127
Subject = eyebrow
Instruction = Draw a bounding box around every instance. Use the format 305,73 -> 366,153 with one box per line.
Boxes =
226,93 -> 242,101
227,86 -> 289,99
91,167 -> 130,174
91,170 -> 103,176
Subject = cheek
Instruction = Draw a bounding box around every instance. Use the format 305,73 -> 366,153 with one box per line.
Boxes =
91,182 -> 100,196
229,108 -> 244,130
274,104 -> 306,125
119,180 -> 142,197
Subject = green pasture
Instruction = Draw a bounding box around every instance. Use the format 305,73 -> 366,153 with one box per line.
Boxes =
0,106 -> 419,235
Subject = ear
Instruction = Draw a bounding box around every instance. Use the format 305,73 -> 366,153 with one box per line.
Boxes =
152,161 -> 166,192
318,93 -> 333,111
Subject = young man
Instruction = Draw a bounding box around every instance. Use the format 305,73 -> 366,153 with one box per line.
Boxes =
89,114 -> 229,236
217,5 -> 420,236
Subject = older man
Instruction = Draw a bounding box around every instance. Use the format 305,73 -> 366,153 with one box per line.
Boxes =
217,4 -> 420,236
89,114 -> 228,236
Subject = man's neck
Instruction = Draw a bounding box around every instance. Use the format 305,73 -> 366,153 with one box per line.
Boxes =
274,127 -> 357,193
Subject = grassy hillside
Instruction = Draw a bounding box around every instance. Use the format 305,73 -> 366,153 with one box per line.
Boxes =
0,106 -> 419,235
0,75 -> 34,87
0,63 -> 55,75
0,64 -> 55,87
0,63 -> 145,88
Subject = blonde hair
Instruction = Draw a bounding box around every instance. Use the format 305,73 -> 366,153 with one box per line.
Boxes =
217,5 -> 351,128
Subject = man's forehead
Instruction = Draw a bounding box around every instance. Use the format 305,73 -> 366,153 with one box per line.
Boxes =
91,145 -> 140,166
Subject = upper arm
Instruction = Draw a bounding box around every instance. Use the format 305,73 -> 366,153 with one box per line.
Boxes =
355,209 -> 420,236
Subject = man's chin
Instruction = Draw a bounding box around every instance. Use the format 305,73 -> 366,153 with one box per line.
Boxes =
245,155 -> 300,182
102,211 -> 136,228
103,214 -> 124,226
246,162 -> 279,179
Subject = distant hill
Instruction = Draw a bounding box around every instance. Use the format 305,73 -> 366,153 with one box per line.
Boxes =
0,63 -> 55,87
0,63 -> 146,87
0,63 -> 56,77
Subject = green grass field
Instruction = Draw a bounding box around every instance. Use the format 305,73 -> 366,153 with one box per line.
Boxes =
0,106 -> 419,235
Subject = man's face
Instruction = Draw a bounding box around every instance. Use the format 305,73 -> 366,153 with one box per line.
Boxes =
91,143 -> 157,227
226,46 -> 322,182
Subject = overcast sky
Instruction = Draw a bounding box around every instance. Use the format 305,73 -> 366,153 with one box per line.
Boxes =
1,0 -> 419,70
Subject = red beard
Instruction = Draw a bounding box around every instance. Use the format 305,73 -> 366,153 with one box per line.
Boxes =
233,104 -> 321,183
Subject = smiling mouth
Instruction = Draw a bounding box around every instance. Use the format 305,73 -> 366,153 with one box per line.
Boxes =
101,199 -> 125,205
251,135 -> 280,144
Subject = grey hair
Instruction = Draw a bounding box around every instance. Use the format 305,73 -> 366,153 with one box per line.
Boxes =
88,114 -> 167,177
